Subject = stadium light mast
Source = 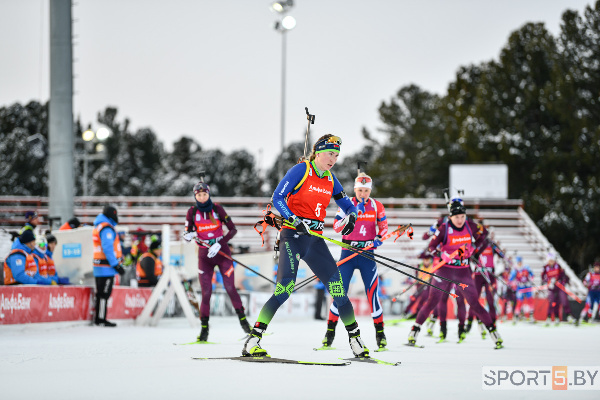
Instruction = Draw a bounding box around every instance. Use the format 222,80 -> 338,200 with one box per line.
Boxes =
48,0 -> 75,229
271,0 -> 296,158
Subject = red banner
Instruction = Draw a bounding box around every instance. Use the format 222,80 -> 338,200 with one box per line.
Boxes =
106,287 -> 153,319
0,286 -> 154,325
0,286 -> 92,325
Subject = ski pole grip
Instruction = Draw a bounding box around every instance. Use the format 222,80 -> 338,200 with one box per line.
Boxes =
305,107 -> 315,124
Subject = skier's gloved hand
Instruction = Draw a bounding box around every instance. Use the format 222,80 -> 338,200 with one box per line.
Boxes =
340,212 -> 357,236
428,224 -> 436,235
290,216 -> 311,235
182,231 -> 196,242
114,264 -> 126,276
373,235 -> 383,248
549,278 -> 556,290
207,242 -> 221,258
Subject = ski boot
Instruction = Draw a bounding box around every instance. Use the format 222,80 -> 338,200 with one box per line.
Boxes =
322,320 -> 337,348
95,319 -> 117,327
346,322 -> 369,358
197,317 -> 209,342
408,324 -> 421,346
438,321 -> 447,343
478,320 -> 486,339
458,323 -> 467,343
425,316 -> 437,336
374,322 -> 387,349
242,322 -> 269,357
465,318 -> 473,333
487,324 -> 503,349
235,308 -> 252,334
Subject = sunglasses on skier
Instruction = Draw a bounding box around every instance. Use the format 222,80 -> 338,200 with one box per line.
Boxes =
356,176 -> 372,185
320,136 -> 342,146
193,182 -> 210,194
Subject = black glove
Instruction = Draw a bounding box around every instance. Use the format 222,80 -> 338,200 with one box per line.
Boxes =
340,213 -> 357,236
114,264 -> 126,276
290,217 -> 311,235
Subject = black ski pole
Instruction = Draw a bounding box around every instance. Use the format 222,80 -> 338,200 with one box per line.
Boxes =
294,274 -> 319,292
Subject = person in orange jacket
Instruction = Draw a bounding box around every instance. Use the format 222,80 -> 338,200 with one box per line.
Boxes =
59,217 -> 81,230
3,230 -> 53,285
92,205 -> 125,327
136,240 -> 163,287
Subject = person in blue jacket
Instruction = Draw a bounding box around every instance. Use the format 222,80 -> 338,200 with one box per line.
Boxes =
3,230 -> 53,285
92,205 -> 125,327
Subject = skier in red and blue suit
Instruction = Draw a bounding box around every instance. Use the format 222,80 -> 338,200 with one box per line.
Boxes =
243,134 -> 370,358
509,256 -> 534,320
321,172 -> 389,350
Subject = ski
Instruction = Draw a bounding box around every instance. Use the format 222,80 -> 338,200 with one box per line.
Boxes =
343,357 -> 400,366
374,347 -> 389,352
192,356 -> 350,366
174,340 -> 218,345
404,343 -> 425,349
313,346 -> 336,351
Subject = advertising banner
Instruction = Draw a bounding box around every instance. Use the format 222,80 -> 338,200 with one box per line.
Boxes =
0,286 -> 154,325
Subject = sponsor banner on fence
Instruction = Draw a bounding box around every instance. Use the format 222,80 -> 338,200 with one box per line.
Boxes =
0,286 -> 92,325
106,287 -> 153,319
0,286 -> 154,325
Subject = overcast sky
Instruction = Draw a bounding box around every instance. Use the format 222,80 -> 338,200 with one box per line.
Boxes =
0,0 -> 593,174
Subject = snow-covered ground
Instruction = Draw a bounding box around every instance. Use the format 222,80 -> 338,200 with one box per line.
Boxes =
1,316 -> 598,400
